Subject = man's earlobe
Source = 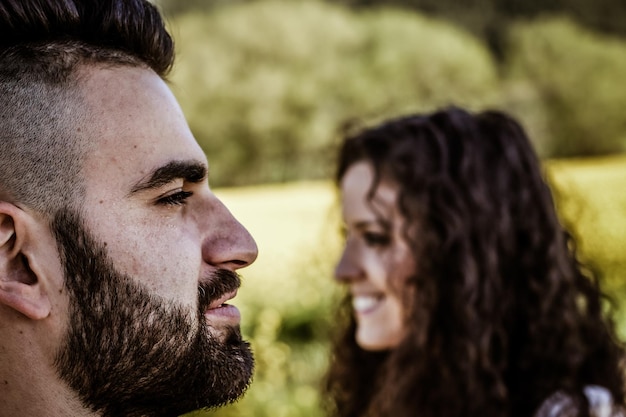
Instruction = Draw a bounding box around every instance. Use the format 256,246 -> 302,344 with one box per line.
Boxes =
0,207 -> 51,320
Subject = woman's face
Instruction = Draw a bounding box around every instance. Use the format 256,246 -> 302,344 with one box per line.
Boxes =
336,161 -> 415,351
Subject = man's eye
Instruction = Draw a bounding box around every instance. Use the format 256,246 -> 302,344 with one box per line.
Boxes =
363,232 -> 390,247
157,190 -> 193,206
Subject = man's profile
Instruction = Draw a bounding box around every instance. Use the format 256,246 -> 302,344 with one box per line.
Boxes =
0,1 -> 258,416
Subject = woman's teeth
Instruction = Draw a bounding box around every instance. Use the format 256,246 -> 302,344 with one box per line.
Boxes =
352,295 -> 382,312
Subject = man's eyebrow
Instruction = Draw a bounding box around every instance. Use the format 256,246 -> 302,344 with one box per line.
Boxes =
130,160 -> 207,194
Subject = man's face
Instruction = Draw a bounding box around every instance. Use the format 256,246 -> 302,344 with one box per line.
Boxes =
51,65 -> 258,414
53,210 -> 253,416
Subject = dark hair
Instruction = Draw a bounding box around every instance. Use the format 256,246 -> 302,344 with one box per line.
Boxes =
324,107 -> 625,417
0,0 -> 173,78
0,0 -> 174,213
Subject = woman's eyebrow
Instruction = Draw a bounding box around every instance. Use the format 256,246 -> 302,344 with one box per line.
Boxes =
129,160 -> 207,195
353,220 -> 388,231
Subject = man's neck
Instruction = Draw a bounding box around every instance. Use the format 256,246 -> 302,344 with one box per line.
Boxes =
0,372 -> 97,417
0,330 -> 98,417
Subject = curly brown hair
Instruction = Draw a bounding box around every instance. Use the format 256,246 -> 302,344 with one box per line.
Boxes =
324,107 -> 626,417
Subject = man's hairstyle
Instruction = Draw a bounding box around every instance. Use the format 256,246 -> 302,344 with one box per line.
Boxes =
324,107 -> 626,417
0,0 -> 174,214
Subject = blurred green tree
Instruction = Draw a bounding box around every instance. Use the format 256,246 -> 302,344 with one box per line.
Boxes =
162,0 -> 625,182
152,0 -> 238,15
154,0 -> 626,63
331,0 -> 626,61
504,17 -> 626,157
168,0 -> 499,186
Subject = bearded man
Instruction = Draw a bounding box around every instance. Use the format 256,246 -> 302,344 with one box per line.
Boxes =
0,1 -> 258,416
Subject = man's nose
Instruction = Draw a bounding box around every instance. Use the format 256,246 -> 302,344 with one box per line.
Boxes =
201,198 -> 258,271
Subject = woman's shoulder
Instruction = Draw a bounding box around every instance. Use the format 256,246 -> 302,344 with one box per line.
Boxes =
534,385 -> 624,417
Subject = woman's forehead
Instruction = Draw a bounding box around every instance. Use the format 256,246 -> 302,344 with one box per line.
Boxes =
341,162 -> 399,223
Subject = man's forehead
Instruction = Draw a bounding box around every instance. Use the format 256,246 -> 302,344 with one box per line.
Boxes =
78,65 -> 171,114
77,65 -> 207,194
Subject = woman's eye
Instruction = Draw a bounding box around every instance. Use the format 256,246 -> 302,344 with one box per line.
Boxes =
363,231 -> 390,247
157,190 -> 193,206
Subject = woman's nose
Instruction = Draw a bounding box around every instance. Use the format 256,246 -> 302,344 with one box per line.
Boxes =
334,242 -> 361,283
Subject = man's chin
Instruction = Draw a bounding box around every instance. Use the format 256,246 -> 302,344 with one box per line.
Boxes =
208,322 -> 245,344
196,334 -> 255,410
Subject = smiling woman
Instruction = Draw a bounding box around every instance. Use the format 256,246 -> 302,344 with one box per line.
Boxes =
336,161 -> 412,351
324,107 -> 626,417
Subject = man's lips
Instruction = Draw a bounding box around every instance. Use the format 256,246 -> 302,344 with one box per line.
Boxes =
198,269 -> 242,324
207,290 -> 238,310
204,290 -> 241,322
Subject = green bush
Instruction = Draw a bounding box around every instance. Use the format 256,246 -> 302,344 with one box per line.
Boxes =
504,17 -> 626,157
168,0 -> 499,186
163,2 -> 626,183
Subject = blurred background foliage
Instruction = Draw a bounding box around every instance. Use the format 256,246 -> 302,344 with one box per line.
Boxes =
156,0 -> 626,187
167,1 -> 500,186
145,0 -> 626,416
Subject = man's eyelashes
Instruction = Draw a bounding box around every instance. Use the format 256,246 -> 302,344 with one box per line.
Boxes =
157,190 -> 193,206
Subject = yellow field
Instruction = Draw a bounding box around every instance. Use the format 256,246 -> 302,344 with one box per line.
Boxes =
547,156 -> 626,276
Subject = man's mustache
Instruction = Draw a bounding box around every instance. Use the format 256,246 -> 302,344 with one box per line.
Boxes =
198,269 -> 242,311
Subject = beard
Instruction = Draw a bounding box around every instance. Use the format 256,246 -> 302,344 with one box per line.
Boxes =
50,209 -> 254,417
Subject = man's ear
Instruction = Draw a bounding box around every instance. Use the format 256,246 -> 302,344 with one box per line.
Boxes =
0,202 -> 52,320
